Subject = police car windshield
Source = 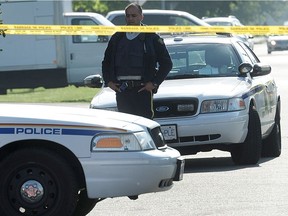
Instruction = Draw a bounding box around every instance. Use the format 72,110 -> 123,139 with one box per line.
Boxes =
166,43 -> 239,79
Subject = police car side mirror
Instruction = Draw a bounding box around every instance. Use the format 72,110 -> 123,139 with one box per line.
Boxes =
238,62 -> 253,75
251,63 -> 271,76
84,74 -> 104,88
238,62 -> 271,77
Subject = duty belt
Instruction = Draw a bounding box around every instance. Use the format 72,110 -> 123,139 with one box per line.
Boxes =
119,80 -> 143,91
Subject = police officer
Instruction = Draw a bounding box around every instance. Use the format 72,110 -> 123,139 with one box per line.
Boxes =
102,3 -> 172,119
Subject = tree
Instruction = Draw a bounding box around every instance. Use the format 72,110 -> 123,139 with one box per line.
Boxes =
230,1 -> 288,25
164,1 -> 288,25
73,0 -> 108,14
72,0 -> 129,15
72,0 -> 288,25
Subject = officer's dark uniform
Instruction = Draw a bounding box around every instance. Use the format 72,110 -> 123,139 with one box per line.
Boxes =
102,31 -> 172,119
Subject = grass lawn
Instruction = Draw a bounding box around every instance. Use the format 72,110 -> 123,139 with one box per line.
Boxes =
0,86 -> 100,103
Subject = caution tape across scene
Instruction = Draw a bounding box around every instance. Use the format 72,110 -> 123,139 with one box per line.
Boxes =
1,25 -> 288,35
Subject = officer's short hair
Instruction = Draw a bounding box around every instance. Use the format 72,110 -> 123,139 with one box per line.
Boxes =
125,3 -> 143,15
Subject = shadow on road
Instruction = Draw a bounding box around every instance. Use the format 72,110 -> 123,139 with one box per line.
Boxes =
183,155 -> 276,173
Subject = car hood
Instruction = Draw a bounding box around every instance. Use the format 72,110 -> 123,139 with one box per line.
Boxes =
0,104 -> 158,132
91,77 -> 248,107
156,77 -> 246,98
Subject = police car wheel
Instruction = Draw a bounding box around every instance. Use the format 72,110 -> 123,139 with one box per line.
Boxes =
0,147 -> 79,216
231,106 -> 262,165
262,101 -> 281,157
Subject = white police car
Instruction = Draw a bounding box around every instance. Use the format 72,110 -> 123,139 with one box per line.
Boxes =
0,104 -> 184,216
86,33 -> 281,166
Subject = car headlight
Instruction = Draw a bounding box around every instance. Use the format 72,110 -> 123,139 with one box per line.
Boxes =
201,98 -> 246,113
270,40 -> 276,46
91,132 -> 155,152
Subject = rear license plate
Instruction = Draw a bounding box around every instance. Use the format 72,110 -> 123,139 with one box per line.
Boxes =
160,124 -> 178,141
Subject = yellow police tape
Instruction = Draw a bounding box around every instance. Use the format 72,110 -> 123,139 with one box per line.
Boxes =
1,24 -> 288,35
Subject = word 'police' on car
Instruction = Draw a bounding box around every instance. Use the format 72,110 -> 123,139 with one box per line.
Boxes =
85,33 -> 281,166
0,104 -> 184,216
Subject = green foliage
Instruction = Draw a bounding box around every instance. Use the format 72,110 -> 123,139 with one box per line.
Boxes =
171,1 -> 288,25
228,1 -> 288,25
73,0 -> 108,14
72,0 -> 288,25
0,86 -> 100,103
73,0 -> 129,15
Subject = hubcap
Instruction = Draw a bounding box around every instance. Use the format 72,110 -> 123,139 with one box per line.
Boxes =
20,180 -> 44,203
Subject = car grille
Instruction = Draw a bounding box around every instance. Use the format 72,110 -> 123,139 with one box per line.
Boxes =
153,98 -> 198,118
165,133 -> 221,144
149,126 -> 166,149
277,40 -> 288,45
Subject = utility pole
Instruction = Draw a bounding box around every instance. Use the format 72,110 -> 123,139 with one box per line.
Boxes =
0,3 -> 5,52
161,0 -> 166,9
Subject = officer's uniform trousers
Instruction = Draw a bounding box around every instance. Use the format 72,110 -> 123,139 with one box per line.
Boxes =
116,85 -> 154,119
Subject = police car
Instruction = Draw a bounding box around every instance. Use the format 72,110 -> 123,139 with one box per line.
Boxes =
86,33 -> 281,166
0,104 -> 184,216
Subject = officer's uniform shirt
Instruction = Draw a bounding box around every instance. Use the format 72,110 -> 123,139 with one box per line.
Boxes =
115,33 -> 144,80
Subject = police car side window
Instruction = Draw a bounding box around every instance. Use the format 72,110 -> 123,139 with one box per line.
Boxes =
143,15 -> 169,25
111,15 -> 126,25
174,16 -> 198,26
236,41 -> 260,64
71,18 -> 108,43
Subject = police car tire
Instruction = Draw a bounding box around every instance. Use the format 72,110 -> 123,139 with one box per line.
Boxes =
231,106 -> 262,165
0,147 -> 79,216
73,190 -> 99,216
262,101 -> 281,157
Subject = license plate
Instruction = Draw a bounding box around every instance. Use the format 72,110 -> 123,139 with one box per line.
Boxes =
160,124 -> 178,141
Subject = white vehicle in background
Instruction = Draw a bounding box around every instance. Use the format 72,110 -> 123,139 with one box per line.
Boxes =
106,9 -> 210,26
202,16 -> 254,49
266,35 -> 288,54
202,15 -> 243,26
0,0 -> 113,94
0,104 -> 184,216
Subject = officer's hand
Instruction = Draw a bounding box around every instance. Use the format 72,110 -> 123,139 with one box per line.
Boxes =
138,82 -> 155,93
108,81 -> 120,92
